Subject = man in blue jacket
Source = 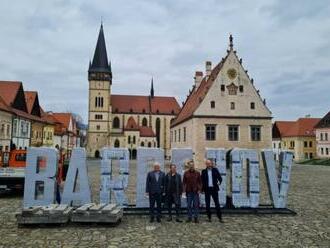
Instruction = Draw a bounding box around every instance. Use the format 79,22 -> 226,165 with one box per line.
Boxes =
145,162 -> 165,223
201,159 -> 224,223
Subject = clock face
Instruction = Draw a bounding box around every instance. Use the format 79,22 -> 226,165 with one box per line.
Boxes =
227,68 -> 237,80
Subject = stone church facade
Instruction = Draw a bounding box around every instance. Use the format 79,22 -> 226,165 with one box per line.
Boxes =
87,24 -> 180,158
171,35 -> 272,167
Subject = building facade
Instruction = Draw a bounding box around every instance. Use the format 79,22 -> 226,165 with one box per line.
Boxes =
171,36 -> 272,167
86,24 -> 180,158
0,96 -> 12,152
272,118 -> 321,161
315,112 -> 330,158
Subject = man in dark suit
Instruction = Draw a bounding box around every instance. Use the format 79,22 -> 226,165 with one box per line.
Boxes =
145,162 -> 165,223
201,159 -> 224,223
165,164 -> 183,222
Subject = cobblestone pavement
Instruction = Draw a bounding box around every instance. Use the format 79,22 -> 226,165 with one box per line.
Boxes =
0,161 -> 329,248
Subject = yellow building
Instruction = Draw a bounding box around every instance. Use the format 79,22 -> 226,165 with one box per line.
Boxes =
272,118 -> 321,161
86,24 -> 180,158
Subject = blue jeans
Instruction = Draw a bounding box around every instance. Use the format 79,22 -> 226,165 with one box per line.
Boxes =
186,192 -> 199,218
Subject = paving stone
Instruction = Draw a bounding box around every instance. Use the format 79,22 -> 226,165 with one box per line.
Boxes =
0,160 -> 329,247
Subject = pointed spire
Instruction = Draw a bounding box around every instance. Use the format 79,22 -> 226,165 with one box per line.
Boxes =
229,34 -> 233,50
150,77 -> 154,98
89,23 -> 112,75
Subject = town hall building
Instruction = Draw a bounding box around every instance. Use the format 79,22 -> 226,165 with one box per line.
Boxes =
87,24 -> 180,158
170,35 -> 273,166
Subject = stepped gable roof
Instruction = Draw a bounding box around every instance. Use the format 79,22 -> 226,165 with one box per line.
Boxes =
171,57 -> 226,127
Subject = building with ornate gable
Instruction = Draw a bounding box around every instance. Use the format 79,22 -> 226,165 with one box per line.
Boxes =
171,35 -> 273,166
315,111 -> 330,158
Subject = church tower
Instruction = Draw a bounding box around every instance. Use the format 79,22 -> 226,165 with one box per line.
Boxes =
87,23 -> 112,158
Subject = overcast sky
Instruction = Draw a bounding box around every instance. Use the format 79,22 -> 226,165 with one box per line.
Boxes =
0,0 -> 329,122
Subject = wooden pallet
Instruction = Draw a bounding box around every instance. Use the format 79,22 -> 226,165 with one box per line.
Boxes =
71,203 -> 123,224
16,204 -> 73,225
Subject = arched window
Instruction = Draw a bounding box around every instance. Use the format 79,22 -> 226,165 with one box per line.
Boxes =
113,117 -> 120,128
114,139 -> 120,148
148,142 -> 152,147
142,117 -> 148,127
140,142 -> 145,147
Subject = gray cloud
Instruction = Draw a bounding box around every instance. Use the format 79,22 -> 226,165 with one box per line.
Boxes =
0,0 -> 329,122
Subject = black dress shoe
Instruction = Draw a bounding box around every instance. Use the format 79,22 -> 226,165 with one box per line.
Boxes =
176,219 -> 182,223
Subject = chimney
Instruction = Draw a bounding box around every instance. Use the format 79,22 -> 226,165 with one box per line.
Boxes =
194,71 -> 203,90
205,61 -> 212,78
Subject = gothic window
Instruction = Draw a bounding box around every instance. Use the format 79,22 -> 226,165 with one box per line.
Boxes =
113,117 -> 120,128
156,118 -> 161,147
142,117 -> 148,127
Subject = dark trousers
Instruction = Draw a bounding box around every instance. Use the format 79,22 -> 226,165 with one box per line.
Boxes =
205,187 -> 222,219
186,192 -> 199,218
149,193 -> 162,219
167,193 -> 181,218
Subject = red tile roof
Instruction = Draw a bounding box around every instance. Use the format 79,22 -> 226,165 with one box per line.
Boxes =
139,126 -> 156,137
24,91 -> 37,114
0,95 -> 11,113
112,95 -> 180,115
52,113 -> 73,130
274,118 -> 321,138
171,57 -> 227,127
0,81 -> 21,106
272,121 -> 296,139
124,116 -> 139,130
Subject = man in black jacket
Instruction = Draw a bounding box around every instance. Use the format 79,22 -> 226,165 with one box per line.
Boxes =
201,159 -> 224,223
145,162 -> 165,223
165,164 -> 183,222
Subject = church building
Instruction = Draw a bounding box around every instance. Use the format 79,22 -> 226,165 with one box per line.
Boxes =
171,35 -> 273,166
87,24 -> 180,158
